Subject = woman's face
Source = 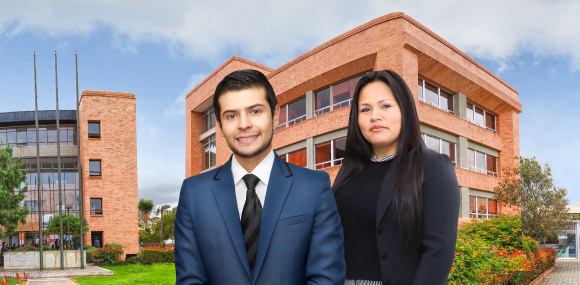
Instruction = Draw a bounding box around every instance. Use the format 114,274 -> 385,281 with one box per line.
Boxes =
357,81 -> 402,158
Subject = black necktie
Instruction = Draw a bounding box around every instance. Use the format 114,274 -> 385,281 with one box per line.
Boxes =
241,174 -> 262,273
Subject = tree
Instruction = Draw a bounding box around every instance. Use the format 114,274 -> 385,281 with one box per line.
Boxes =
494,156 -> 570,243
0,145 -> 29,241
138,199 -> 154,226
46,213 -> 89,238
154,207 -> 176,243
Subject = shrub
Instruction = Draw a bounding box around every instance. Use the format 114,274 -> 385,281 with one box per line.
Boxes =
104,243 -> 124,249
125,256 -> 138,264
460,215 -> 523,250
140,246 -> 175,265
91,247 -> 124,265
84,246 -> 96,263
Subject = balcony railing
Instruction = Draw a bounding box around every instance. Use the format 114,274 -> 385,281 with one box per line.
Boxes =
274,114 -> 307,132
315,158 -> 344,170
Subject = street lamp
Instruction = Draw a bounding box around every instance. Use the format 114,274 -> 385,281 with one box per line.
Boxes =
159,205 -> 170,248
65,205 -> 73,249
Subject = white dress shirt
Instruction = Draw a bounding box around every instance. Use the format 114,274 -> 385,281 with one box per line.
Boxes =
231,150 -> 275,219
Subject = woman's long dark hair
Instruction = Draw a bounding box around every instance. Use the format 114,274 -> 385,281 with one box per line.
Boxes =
333,70 -> 425,246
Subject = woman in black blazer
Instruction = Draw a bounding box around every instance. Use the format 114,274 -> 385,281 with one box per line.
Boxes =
333,70 -> 460,285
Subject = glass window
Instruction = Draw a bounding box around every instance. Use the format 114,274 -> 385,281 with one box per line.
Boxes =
287,97 -> 306,126
424,135 -> 440,152
418,78 -> 424,100
38,128 -> 47,146
201,107 -> 216,133
315,87 -> 331,115
486,113 -> 496,131
89,160 -> 101,176
468,148 -> 498,177
422,133 -> 456,165
486,155 -> 497,176
475,151 -> 486,174
90,198 -> 102,215
7,129 -> 16,144
201,135 -> 216,170
333,80 -> 350,106
0,130 -> 6,145
287,148 -> 307,167
466,102 -> 474,122
424,82 -> 439,106
469,195 -> 499,219
440,90 -> 454,112
474,106 -> 485,127
315,136 -> 346,170
88,122 -> 100,138
277,105 -> 287,131
468,149 -> 475,171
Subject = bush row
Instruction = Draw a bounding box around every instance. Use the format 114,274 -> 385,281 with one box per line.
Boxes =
447,215 -> 557,284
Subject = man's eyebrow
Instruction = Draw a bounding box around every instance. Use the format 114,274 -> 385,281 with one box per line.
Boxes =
221,103 -> 266,115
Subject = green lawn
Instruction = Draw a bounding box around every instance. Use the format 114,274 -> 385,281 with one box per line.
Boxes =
72,263 -> 176,284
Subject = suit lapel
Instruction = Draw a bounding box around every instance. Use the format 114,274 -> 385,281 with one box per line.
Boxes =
252,155 -> 293,281
376,148 -> 417,227
211,158 -> 252,279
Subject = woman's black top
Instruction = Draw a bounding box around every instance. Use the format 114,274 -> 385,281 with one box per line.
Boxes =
334,159 -> 393,281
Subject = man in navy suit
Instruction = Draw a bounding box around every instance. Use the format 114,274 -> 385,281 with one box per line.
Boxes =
175,69 -> 345,285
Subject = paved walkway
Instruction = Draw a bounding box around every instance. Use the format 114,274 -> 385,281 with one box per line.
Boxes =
0,266 -> 112,284
542,259 -> 580,284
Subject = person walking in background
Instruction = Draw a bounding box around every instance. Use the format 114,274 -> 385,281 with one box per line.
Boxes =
333,70 -> 460,284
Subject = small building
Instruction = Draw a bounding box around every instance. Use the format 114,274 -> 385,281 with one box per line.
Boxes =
555,205 -> 580,259
0,91 -> 139,256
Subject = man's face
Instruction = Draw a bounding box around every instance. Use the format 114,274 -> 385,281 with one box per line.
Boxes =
217,87 -> 275,160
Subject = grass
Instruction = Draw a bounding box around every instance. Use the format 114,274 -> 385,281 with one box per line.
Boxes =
72,263 -> 176,284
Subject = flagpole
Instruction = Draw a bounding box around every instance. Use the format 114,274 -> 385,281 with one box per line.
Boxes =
55,51 -> 65,270
75,51 -> 86,269
33,51 -> 44,270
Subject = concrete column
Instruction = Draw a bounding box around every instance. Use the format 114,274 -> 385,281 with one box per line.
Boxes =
306,137 -> 315,169
456,93 -> 467,119
306,90 -> 314,119
458,136 -> 468,169
460,186 -> 470,218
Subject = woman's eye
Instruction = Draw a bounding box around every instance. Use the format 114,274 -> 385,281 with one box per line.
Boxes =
360,107 -> 370,113
381,104 -> 391,109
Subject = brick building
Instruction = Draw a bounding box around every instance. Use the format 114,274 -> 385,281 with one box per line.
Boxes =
0,91 -> 139,256
185,12 -> 522,221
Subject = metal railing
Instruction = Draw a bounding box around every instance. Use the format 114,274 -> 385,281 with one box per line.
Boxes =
315,158 -> 344,170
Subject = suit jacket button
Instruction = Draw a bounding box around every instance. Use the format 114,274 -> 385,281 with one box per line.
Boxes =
377,226 -> 383,234
381,252 -> 388,259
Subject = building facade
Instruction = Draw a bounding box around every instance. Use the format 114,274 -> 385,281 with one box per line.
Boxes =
185,13 -> 522,222
0,91 -> 139,256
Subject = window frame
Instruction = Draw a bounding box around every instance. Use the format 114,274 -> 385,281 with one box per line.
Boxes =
275,97 -> 307,132
90,198 -> 103,215
421,133 -> 457,166
465,101 -> 497,132
88,121 -> 101,139
418,78 -> 455,114
314,74 -> 365,117
201,135 -> 216,170
469,195 -> 499,219
315,137 -> 346,170
201,106 -> 216,133
467,149 -> 497,177
89,159 -> 102,177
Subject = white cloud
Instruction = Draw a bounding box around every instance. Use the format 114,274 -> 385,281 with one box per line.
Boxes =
2,0 -> 579,69
162,72 -> 207,120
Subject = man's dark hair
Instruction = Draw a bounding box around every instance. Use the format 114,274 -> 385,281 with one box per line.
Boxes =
213,69 -> 277,124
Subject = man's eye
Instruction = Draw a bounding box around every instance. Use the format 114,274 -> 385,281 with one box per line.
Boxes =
252,109 -> 261,114
226,114 -> 236,119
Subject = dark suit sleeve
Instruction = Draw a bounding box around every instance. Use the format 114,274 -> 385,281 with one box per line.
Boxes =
175,179 -> 208,285
306,172 -> 346,285
413,154 -> 460,285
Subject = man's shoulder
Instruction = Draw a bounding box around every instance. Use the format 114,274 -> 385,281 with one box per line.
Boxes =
183,166 -> 222,186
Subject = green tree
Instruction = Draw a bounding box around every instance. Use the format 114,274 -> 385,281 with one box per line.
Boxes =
0,145 -> 29,240
46,213 -> 89,238
154,207 -> 176,243
138,199 -> 154,226
494,156 -> 570,243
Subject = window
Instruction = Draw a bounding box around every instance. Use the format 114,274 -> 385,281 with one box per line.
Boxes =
201,107 -> 216,133
467,149 -> 497,176
275,97 -> 307,132
89,160 -> 101,176
201,135 -> 216,170
315,137 -> 346,170
315,74 -> 364,116
88,122 -> 100,138
469,196 -> 498,219
418,78 -> 454,113
0,125 -> 76,147
90,198 -> 103,215
421,134 -> 456,165
279,148 -> 307,168
466,102 -> 496,132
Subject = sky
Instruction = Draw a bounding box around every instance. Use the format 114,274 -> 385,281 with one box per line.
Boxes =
1,0 -> 579,208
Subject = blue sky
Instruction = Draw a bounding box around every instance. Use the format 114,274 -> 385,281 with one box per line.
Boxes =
1,0 -> 579,208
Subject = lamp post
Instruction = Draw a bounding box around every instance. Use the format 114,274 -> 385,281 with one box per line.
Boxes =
65,205 -> 72,249
159,205 -> 170,248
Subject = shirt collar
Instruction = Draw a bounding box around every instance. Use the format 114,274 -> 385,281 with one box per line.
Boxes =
370,153 -> 397,163
231,150 -> 275,186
